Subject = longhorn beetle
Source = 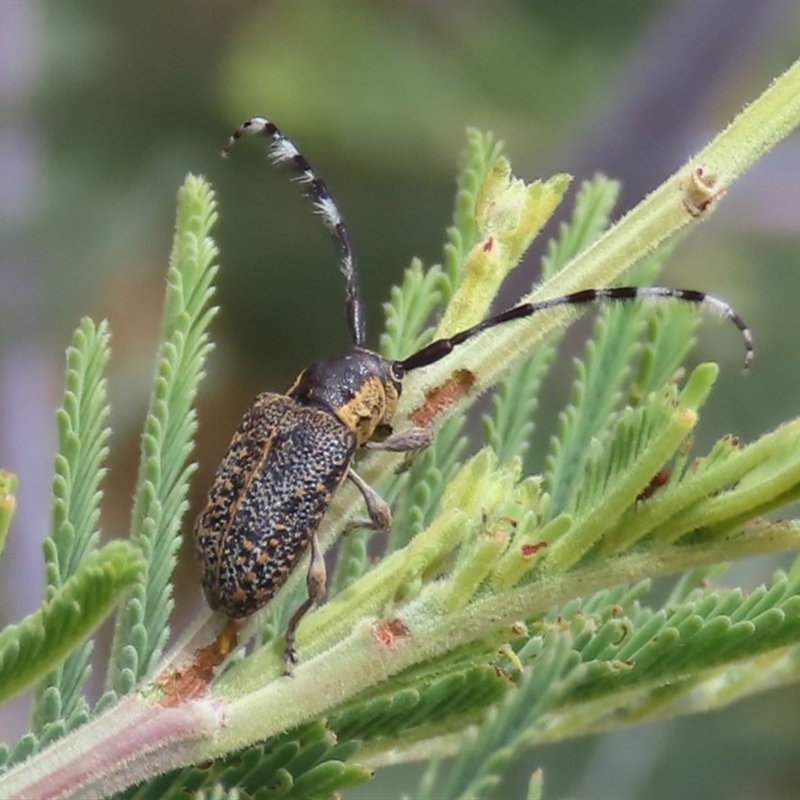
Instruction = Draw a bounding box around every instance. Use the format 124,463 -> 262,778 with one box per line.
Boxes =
195,116 -> 753,675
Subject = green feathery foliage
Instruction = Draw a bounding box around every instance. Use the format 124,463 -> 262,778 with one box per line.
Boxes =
527,770 -> 544,800
0,542 -> 144,707
385,414 -> 468,552
335,131 -> 512,591
630,301 -> 700,399
484,176 -> 621,466
32,317 -> 111,743
543,249 -> 678,517
115,721 -> 372,800
418,631 -> 580,800
331,665 -> 509,748
379,257 -> 443,362
106,175 -> 219,695
381,130 -> 541,553
0,471 -> 18,565
540,365 -> 716,573
3,60 -> 800,800
379,128 -> 504,365
332,255 -> 446,595
0,175 -> 219,778
440,128 -> 505,302
0,320 -> 142,769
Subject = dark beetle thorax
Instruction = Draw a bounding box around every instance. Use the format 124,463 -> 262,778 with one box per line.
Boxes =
287,348 -> 404,445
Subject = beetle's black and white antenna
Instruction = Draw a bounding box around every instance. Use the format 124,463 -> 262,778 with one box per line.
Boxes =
223,117 -> 753,375
223,117 -> 366,347
399,286 -> 753,373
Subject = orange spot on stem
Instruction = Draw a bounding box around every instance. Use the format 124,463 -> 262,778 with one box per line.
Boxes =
373,619 -> 410,650
410,369 -> 476,427
521,541 -> 547,557
156,619 -> 239,706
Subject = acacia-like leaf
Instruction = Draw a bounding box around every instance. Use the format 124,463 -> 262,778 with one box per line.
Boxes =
542,365 -> 716,573
418,632 -> 581,800
0,471 -> 18,567
441,128 -> 505,299
544,252 -> 675,517
485,176 -> 621,466
107,175 -> 219,693
0,542 -> 144,704
33,317 -> 112,739
116,721 -> 370,800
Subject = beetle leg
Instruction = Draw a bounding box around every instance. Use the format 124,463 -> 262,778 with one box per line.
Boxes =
283,531 -> 326,676
345,467 -> 393,533
366,426 -> 433,453
366,426 -> 434,474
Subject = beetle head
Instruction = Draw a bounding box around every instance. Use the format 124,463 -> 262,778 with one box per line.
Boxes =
288,348 -> 404,445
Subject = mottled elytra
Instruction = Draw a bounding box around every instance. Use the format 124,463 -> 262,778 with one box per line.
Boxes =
195,116 -> 754,675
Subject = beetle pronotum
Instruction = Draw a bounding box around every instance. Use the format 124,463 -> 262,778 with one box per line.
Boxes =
194,117 -> 752,674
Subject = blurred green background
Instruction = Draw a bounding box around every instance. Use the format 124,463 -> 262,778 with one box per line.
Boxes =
1,1 -> 799,797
